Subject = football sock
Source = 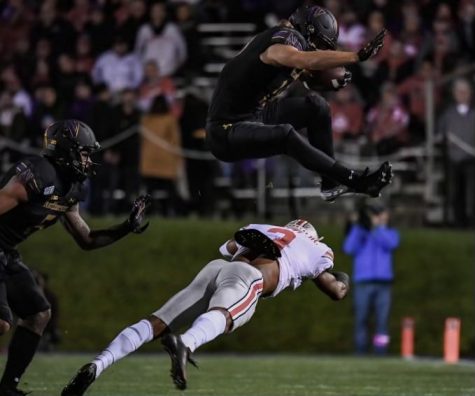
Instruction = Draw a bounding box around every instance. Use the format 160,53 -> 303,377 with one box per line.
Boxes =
0,326 -> 41,388
328,162 -> 359,188
181,310 -> 227,352
92,319 -> 153,378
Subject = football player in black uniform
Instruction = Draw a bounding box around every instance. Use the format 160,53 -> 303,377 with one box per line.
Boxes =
206,4 -> 392,201
0,120 -> 150,396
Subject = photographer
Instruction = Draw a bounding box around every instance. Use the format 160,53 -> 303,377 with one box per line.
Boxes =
343,202 -> 400,355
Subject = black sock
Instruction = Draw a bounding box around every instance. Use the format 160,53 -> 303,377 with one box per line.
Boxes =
328,162 -> 359,188
0,326 -> 41,388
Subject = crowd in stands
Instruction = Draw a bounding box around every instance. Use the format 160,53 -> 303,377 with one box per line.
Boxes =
0,0 -> 474,222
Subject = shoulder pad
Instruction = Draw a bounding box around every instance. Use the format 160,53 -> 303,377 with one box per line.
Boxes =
270,28 -> 307,51
15,156 -> 56,198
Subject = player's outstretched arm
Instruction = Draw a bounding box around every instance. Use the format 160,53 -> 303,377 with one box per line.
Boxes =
61,194 -> 151,250
261,29 -> 386,71
313,270 -> 350,301
0,177 -> 28,215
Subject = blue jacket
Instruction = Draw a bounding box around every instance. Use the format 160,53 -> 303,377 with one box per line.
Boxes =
343,224 -> 400,283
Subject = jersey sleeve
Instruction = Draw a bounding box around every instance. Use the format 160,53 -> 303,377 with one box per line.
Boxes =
15,158 -> 54,200
313,248 -> 334,278
270,28 -> 307,51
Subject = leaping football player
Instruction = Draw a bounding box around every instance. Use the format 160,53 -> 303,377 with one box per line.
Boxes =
0,120 -> 150,396
206,4 -> 392,201
62,219 -> 349,394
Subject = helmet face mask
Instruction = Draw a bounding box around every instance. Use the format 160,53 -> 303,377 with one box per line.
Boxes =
43,120 -> 100,182
289,5 -> 339,51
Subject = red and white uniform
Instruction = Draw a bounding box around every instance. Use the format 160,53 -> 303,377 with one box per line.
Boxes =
239,224 -> 334,297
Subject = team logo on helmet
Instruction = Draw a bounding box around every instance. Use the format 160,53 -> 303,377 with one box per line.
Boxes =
289,5 -> 339,50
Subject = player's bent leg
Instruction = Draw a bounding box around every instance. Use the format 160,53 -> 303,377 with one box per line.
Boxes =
62,319 -> 154,396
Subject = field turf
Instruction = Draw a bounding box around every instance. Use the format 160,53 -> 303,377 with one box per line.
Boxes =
10,354 -> 475,396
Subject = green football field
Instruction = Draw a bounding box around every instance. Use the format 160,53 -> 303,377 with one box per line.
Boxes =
10,354 -> 475,396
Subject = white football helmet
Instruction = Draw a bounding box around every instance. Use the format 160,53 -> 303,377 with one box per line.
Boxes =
285,219 -> 320,239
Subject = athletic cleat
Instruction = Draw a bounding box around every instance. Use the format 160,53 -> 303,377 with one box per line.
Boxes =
61,363 -> 97,396
353,161 -> 393,197
0,386 -> 30,396
161,333 -> 197,390
234,228 -> 281,258
321,184 -> 352,202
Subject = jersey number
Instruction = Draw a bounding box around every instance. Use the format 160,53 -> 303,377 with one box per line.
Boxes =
268,227 -> 296,249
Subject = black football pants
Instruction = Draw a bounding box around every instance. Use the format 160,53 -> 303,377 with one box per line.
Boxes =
206,94 -> 337,179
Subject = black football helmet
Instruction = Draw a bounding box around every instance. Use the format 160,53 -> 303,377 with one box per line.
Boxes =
43,119 -> 100,181
289,5 -> 339,50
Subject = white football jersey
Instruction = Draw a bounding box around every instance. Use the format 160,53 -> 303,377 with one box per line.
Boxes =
241,224 -> 334,297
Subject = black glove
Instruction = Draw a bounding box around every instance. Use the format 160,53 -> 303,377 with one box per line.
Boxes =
333,70 -> 352,90
128,194 -> 151,234
357,29 -> 387,61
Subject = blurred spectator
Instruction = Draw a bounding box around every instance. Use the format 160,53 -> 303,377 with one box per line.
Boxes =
55,53 -> 85,105
438,78 -> 475,228
0,66 -> 33,117
0,90 -> 28,164
118,0 -> 148,49
75,34 -> 95,74
0,0 -> 34,59
30,2 -> 76,56
89,84 -> 118,215
343,201 -> 400,355
137,60 -> 180,116
111,89 -> 142,206
338,8 -> 366,52
31,85 -> 65,145
135,2 -> 187,77
181,88 -> 217,217
140,95 -> 183,217
195,0 -> 230,23
67,80 -> 94,123
372,40 -> 414,88
84,6 -> 115,56
66,0 -> 91,33
92,36 -> 143,94
456,0 -> 475,62
397,59 -> 440,144
367,82 -> 409,155
175,2 -> 203,74
399,10 -> 425,59
329,87 -> 364,144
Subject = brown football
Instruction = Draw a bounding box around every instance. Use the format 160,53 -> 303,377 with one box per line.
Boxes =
300,67 -> 347,91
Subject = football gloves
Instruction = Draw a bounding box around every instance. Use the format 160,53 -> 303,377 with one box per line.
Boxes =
332,70 -> 352,90
357,29 -> 387,61
128,194 -> 151,234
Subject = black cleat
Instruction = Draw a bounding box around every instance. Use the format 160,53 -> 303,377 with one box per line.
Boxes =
161,334 -> 197,390
353,161 -> 393,197
61,363 -> 97,396
0,386 -> 30,396
234,228 -> 281,259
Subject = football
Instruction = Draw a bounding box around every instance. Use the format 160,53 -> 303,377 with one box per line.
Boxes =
300,67 -> 347,91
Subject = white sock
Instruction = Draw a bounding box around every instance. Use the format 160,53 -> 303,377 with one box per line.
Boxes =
180,310 -> 227,353
92,319 -> 153,378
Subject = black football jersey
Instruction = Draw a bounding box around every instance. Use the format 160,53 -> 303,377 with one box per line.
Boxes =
207,26 -> 308,122
0,156 -> 87,249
